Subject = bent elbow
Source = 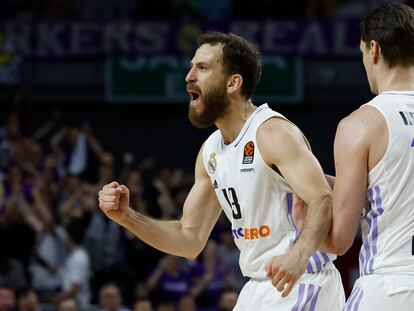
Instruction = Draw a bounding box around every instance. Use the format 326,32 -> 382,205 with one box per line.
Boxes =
324,235 -> 353,256
185,248 -> 202,261
185,253 -> 198,261
184,240 -> 205,260
333,243 -> 351,256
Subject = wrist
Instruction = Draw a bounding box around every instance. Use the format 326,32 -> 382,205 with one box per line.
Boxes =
292,240 -> 314,259
119,206 -> 134,225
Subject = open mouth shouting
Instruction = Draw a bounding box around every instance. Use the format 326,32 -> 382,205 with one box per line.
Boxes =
187,86 -> 202,105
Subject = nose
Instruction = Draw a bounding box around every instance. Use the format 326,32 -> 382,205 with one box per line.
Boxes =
185,67 -> 196,83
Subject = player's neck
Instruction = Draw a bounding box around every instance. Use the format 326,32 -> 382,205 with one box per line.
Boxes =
216,99 -> 257,145
377,66 -> 414,93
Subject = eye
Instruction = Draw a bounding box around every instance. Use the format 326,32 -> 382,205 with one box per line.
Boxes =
198,65 -> 208,71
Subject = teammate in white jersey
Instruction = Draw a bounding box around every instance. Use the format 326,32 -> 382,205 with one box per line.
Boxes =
98,31 -> 344,310
321,4 -> 414,310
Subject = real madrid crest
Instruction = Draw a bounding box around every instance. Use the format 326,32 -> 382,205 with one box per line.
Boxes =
208,153 -> 217,174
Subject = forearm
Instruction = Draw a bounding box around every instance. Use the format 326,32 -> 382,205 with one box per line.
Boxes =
119,207 -> 203,259
318,200 -> 362,255
293,193 -> 332,257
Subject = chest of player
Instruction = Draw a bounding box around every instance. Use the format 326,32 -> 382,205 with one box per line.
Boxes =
206,140 -> 273,219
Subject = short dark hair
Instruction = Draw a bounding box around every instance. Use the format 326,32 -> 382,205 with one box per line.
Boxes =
197,31 -> 262,99
361,3 -> 414,67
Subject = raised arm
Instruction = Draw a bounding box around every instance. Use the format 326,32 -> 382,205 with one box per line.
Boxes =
258,117 -> 332,297
98,144 -> 222,260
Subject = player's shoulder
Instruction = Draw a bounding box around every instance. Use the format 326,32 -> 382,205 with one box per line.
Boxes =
339,104 -> 384,134
204,128 -> 221,144
198,129 -> 220,161
258,116 -> 302,143
336,104 -> 385,150
257,117 -> 306,165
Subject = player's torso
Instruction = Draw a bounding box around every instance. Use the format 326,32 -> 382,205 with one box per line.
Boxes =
203,104 -> 335,277
205,106 -> 293,236
360,91 -> 414,275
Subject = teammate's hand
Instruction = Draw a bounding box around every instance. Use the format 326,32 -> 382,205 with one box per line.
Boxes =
98,181 -> 130,223
265,248 -> 308,297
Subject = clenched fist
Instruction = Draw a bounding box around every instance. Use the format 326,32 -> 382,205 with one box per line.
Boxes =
98,181 -> 130,223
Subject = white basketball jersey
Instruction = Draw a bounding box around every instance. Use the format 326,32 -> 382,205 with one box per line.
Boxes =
360,91 -> 414,276
203,104 -> 335,279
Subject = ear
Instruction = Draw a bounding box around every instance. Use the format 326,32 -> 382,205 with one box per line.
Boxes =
226,74 -> 243,95
370,40 -> 381,65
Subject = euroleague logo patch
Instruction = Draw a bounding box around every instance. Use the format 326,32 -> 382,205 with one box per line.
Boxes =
242,141 -> 255,164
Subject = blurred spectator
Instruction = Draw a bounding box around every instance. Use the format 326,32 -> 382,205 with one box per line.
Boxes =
50,122 -> 109,183
146,255 -> 192,305
177,294 -> 197,311
122,229 -> 163,291
155,298 -> 174,311
217,229 -> 246,291
98,283 -> 130,311
0,286 -> 16,311
0,109 -> 248,310
57,175 -> 83,226
29,221 -> 67,303
190,240 -> 235,309
0,225 -> 28,290
57,298 -> 78,311
83,189 -> 123,303
217,289 -> 238,311
16,288 -> 40,311
0,166 -> 37,280
58,220 -> 90,308
0,113 -> 24,170
132,297 -> 152,311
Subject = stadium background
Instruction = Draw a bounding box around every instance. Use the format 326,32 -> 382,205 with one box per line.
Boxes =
0,0 -> 410,310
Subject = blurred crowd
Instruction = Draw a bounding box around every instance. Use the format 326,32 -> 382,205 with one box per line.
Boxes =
2,0 -> 413,21
0,109 -> 246,311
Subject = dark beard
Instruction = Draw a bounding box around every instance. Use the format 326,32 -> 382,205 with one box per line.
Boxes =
188,83 -> 230,129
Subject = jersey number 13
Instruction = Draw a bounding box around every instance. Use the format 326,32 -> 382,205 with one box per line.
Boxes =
222,188 -> 242,220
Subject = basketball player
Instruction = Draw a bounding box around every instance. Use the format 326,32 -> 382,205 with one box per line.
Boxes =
321,4 -> 414,310
98,31 -> 345,310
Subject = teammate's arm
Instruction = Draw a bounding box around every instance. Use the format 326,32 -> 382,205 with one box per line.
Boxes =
291,174 -> 335,232
258,118 -> 332,297
323,109 -> 373,255
98,144 -> 222,260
